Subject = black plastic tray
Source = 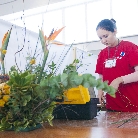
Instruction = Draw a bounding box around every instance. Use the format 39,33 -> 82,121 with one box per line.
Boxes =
53,98 -> 99,120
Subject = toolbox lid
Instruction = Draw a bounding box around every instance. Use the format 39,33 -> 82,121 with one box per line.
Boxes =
62,85 -> 90,104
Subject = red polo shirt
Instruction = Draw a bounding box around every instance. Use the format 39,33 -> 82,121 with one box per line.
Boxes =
95,40 -> 138,112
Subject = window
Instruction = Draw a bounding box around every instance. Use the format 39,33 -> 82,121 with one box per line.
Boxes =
87,0 -> 111,41
112,0 -> 138,37
64,4 -> 86,44
24,14 -> 43,33
43,10 -> 63,42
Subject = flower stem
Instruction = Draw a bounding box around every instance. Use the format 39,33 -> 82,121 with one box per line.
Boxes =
1,62 -> 5,75
37,51 -> 49,84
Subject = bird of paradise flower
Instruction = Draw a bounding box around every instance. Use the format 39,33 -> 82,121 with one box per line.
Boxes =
0,28 -> 12,74
37,27 -> 65,83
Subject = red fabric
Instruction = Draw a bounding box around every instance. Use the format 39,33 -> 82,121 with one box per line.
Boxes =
95,40 -> 138,112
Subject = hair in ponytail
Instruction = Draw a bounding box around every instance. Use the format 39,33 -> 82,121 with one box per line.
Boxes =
96,18 -> 117,32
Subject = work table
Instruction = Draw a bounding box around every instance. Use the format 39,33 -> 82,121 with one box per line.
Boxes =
0,111 -> 138,138
52,111 -> 138,129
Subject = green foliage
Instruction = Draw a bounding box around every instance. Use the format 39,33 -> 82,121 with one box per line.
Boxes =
0,58 -> 116,132
0,70 -> 57,131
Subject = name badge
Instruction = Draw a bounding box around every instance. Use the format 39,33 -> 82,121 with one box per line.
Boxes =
105,59 -> 116,68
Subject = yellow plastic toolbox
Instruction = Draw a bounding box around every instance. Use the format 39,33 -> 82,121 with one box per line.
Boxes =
63,85 -> 90,104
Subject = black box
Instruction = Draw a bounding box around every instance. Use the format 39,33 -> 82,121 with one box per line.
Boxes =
53,98 -> 99,120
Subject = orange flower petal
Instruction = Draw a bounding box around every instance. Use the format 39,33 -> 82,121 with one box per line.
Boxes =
52,41 -> 64,46
2,32 -> 8,46
44,35 -> 48,41
49,27 -> 65,41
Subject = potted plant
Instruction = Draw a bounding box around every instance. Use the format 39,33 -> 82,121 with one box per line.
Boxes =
0,27 -> 116,132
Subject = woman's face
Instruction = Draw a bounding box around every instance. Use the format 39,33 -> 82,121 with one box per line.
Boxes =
96,28 -> 117,47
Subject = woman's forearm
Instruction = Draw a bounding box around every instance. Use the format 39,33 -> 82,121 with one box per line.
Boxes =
121,71 -> 138,84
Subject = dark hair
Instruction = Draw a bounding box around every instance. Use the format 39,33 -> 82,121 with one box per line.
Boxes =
96,18 -> 117,32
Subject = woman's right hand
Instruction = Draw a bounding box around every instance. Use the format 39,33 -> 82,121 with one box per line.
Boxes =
97,89 -> 105,106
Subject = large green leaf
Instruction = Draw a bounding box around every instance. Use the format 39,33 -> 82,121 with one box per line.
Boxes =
23,95 -> 31,102
107,86 -> 116,97
40,79 -> 49,87
82,74 -> 93,81
96,79 -> 105,90
102,81 -> 110,92
60,73 -> 68,87
74,75 -> 83,85
88,77 -> 97,87
82,81 -> 91,88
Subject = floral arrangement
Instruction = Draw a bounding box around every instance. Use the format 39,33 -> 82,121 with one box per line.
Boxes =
0,27 -> 116,132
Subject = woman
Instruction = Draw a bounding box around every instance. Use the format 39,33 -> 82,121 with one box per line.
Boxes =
95,19 -> 138,112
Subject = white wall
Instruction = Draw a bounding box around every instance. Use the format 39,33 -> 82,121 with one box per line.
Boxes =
0,19 -> 40,73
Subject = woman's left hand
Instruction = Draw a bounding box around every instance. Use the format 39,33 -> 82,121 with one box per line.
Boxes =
110,77 -> 123,90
